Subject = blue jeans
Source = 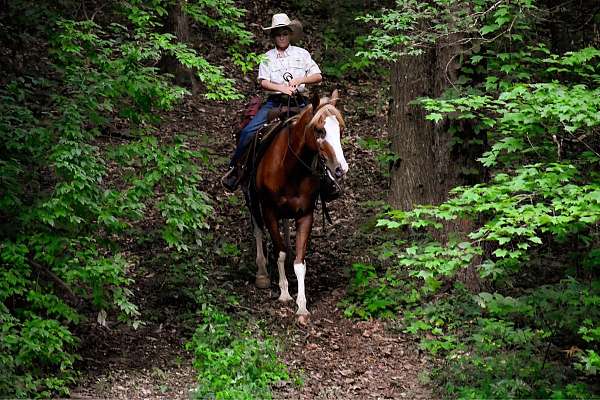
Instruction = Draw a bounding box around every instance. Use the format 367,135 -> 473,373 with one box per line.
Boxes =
230,95 -> 306,167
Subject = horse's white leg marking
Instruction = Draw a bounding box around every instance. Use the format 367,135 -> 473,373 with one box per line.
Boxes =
254,223 -> 270,288
277,251 -> 292,302
294,261 -> 309,315
324,115 -> 348,174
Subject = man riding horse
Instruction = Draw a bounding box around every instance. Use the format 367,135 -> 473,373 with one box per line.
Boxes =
221,13 -> 323,190
221,13 -> 349,324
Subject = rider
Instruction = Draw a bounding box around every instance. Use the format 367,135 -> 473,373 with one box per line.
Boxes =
222,13 -> 323,191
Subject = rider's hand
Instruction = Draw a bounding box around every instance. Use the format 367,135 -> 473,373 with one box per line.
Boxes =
288,77 -> 304,88
279,84 -> 295,96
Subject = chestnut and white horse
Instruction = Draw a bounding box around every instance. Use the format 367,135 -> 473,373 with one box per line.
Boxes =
245,90 -> 347,323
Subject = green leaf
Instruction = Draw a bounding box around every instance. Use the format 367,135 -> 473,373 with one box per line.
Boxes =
494,248 -> 508,258
376,219 -> 402,229
481,24 -> 499,35
426,113 -> 444,123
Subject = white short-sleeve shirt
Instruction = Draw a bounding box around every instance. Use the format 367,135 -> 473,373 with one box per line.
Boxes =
257,45 -> 321,93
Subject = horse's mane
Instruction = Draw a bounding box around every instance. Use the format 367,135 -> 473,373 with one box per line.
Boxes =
307,103 -> 345,131
292,99 -> 345,132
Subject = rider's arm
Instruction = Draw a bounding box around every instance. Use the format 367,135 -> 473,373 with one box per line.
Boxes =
260,79 -> 295,96
261,73 -> 322,95
299,73 -> 323,85
289,73 -> 322,88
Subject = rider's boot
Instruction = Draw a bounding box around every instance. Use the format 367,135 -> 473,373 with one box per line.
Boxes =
222,163 -> 242,191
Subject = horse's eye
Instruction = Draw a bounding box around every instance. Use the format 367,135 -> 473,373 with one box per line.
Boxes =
315,128 -> 325,137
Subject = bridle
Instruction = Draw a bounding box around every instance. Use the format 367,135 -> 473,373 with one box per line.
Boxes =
280,73 -> 343,185
272,78 -> 345,226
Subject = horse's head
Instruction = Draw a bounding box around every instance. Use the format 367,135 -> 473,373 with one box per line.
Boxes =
308,90 -> 348,180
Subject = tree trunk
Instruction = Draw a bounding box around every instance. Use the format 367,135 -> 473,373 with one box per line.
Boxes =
165,0 -> 199,93
388,51 -> 440,210
389,36 -> 479,210
388,36 -> 485,292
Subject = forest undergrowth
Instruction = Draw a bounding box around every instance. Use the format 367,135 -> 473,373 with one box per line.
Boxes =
1,0 -> 599,399
343,1 -> 600,398
0,1 -> 425,399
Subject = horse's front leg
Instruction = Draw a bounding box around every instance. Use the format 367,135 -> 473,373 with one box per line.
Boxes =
294,213 -> 314,320
263,208 -> 293,302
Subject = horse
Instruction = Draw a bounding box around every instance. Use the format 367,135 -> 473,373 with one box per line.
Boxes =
244,89 -> 348,324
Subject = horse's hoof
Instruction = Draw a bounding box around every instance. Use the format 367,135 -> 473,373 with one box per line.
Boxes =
255,275 -> 271,289
297,314 -> 310,326
278,293 -> 293,302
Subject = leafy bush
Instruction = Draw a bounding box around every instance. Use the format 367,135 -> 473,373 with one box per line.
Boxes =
0,0 -> 252,396
350,0 -> 600,397
186,306 -> 289,400
395,280 -> 600,398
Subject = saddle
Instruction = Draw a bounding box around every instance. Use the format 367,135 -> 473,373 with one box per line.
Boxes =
238,118 -> 290,185
267,106 -> 304,123
238,95 -> 262,132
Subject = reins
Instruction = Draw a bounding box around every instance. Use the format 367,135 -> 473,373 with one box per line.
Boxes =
280,73 -> 320,176
286,122 -> 320,177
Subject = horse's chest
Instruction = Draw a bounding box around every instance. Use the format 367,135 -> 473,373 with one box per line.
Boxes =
273,182 -> 318,217
278,195 -> 311,215
257,169 -> 319,217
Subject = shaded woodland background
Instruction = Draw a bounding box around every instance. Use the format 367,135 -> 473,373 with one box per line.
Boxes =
1,0 -> 599,398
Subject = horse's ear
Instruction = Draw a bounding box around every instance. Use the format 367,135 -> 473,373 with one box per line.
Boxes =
330,89 -> 340,106
311,92 -> 320,111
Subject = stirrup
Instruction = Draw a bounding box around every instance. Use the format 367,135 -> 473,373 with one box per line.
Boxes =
222,166 -> 241,191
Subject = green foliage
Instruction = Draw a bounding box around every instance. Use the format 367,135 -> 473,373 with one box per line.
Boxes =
183,0 -> 251,45
0,297 -> 78,398
109,136 -> 213,251
394,280 -> 600,398
343,261 -> 421,319
375,163 -> 600,293
357,137 -> 398,177
351,0 -> 600,398
358,0 -> 536,60
0,0 -> 251,396
321,28 -> 378,79
123,0 -> 251,99
181,0 -> 262,78
285,0 -> 385,79
186,306 -> 289,399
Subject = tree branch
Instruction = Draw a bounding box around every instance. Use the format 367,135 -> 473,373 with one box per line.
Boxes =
29,259 -> 81,306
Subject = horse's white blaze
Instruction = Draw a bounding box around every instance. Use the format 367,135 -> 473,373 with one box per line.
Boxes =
324,115 -> 348,174
294,261 -> 308,315
254,225 -> 267,278
277,251 -> 292,302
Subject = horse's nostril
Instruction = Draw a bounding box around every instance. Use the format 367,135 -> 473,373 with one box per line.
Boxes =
335,167 -> 343,179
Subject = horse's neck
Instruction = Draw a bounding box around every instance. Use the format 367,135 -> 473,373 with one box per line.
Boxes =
285,124 -> 316,168
293,108 -> 317,152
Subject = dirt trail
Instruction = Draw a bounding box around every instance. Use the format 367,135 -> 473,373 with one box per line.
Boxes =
71,82 -> 434,399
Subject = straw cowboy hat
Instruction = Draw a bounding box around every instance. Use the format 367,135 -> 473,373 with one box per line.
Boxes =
262,13 -> 303,43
